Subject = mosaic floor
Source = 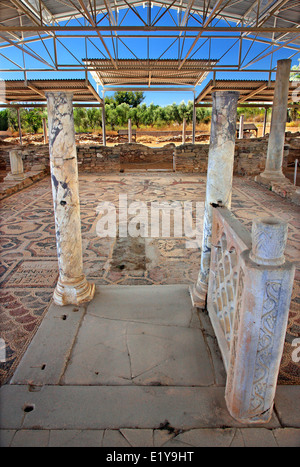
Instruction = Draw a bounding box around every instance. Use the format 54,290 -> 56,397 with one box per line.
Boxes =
0,173 -> 299,385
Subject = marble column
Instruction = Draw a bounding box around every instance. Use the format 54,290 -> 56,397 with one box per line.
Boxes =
5,149 -> 25,180
190,90 -> 239,307
258,59 -> 291,182
46,91 -> 95,306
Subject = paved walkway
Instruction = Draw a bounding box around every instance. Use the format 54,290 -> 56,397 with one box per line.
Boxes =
1,285 -> 299,447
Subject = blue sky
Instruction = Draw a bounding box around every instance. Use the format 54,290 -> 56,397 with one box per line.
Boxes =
0,5 -> 299,106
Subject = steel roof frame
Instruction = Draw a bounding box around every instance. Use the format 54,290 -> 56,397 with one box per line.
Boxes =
0,0 -> 299,94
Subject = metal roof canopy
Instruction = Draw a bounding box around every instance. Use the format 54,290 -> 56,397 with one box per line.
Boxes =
83,58 -> 218,88
0,79 -> 103,105
0,1 -> 299,82
195,79 -> 300,106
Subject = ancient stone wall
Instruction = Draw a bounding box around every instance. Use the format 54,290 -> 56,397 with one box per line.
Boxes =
0,133 -> 299,177
174,137 -> 287,175
76,145 -> 120,172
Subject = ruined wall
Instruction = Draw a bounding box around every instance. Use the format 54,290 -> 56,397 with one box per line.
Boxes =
119,142 -> 174,165
0,145 -> 49,174
77,145 -> 120,172
174,138 -> 269,175
0,133 -> 299,176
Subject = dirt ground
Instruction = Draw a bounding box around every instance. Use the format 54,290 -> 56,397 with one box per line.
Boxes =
1,124 -> 299,148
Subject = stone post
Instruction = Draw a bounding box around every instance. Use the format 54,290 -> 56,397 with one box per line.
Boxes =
225,217 -> 295,424
238,114 -> 244,139
257,59 -> 291,182
5,149 -> 25,180
46,91 -> 95,306
190,90 -> 239,307
128,118 -> 132,143
182,118 -> 186,144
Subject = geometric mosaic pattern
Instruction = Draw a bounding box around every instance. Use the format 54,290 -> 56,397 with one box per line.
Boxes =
0,173 -> 299,385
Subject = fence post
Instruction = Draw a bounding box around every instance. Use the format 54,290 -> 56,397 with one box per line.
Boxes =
225,217 -> 295,423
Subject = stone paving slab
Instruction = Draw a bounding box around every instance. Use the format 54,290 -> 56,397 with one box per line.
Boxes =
1,428 -> 299,447
11,303 -> 87,386
63,316 -> 213,386
0,384 -> 281,431
273,386 -> 300,428
86,285 -> 195,327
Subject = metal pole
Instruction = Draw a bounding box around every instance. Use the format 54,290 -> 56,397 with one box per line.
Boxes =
263,108 -> 268,136
182,118 -> 186,144
192,93 -> 196,144
294,159 -> 298,186
42,117 -> 48,143
17,108 -> 22,146
102,91 -> 106,147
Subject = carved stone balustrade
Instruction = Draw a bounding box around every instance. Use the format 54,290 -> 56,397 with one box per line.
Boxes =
207,207 -> 295,424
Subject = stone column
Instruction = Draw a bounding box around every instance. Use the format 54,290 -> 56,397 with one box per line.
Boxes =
46,91 -> 95,306
190,90 -> 239,307
225,217 -> 295,424
5,149 -> 25,180
258,59 -> 291,182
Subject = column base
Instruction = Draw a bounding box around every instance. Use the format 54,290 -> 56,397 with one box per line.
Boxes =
4,172 -> 26,181
189,282 -> 207,308
255,171 -> 288,186
53,275 -> 95,306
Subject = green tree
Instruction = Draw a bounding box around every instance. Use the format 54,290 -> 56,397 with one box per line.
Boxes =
0,109 -> 8,131
113,91 -> 145,107
73,108 -> 87,131
128,105 -> 145,128
105,103 -> 118,130
23,108 -> 43,133
87,108 -> 102,130
290,59 -> 300,81
116,102 -> 130,127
